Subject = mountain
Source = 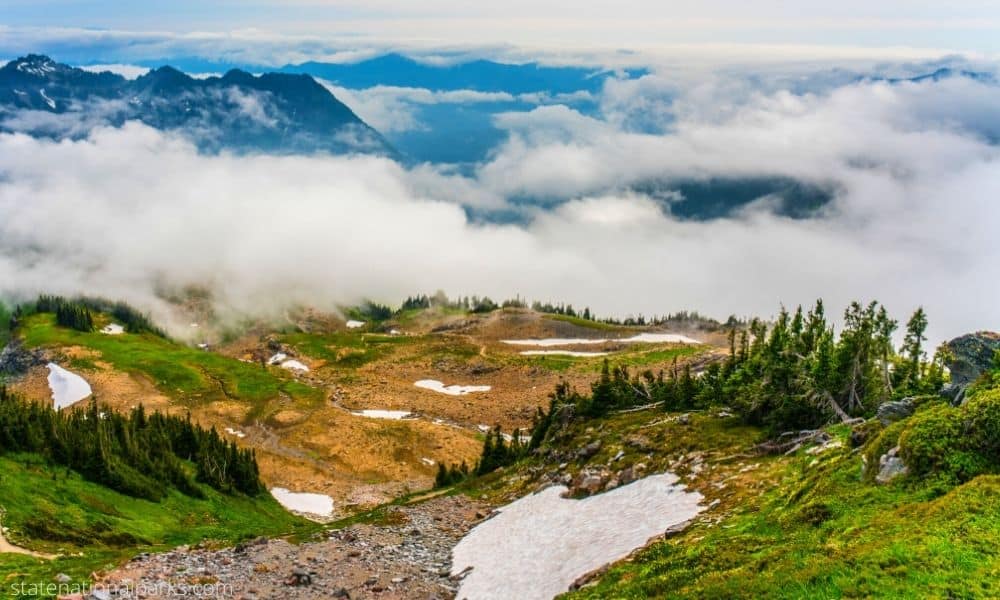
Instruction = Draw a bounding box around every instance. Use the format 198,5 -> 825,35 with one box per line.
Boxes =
278,53 -> 640,164
280,52 -> 644,94
0,54 -> 394,155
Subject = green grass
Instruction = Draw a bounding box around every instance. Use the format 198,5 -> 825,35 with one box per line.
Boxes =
594,345 -> 704,371
513,344 -> 706,374
567,427 -> 1000,599
542,313 -> 625,331
19,314 -> 321,418
0,453 -> 316,599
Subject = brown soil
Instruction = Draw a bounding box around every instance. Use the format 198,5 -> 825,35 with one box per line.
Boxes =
8,309 -> 725,516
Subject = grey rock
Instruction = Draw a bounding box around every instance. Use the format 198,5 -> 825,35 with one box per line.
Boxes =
664,519 -> 693,537
577,441 -> 602,461
54,573 -> 72,584
944,332 -> 1000,387
0,340 -> 44,375
876,446 -> 908,484
619,467 -> 635,485
876,398 -> 916,425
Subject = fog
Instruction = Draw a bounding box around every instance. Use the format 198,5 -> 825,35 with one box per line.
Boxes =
1,69 -> 998,343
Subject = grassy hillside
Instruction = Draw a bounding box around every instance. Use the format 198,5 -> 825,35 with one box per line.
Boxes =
566,425 -> 1000,599
0,453 -> 315,599
448,400 -> 1000,599
20,313 -> 321,416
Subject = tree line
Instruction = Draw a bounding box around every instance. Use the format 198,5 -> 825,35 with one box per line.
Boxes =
435,299 -> 947,487
11,295 -> 166,336
540,300 -> 943,434
0,388 -> 262,501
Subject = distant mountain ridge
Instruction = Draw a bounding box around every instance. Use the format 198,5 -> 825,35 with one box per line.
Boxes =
164,53 -> 644,94
0,54 -> 394,156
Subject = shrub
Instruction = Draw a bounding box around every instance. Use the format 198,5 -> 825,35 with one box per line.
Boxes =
964,388 -> 1000,457
898,403 -> 988,483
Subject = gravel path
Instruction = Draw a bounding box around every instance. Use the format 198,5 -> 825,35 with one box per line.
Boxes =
93,495 -> 489,600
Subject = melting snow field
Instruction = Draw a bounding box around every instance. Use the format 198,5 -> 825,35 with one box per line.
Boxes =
451,473 -> 704,600
100,323 -> 125,335
46,363 -> 93,410
351,409 -> 413,420
519,350 -> 610,357
415,380 -> 491,396
502,333 -> 701,347
270,488 -> 334,518
346,320 -> 366,329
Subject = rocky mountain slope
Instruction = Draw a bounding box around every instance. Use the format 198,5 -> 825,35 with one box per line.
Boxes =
0,55 -> 393,155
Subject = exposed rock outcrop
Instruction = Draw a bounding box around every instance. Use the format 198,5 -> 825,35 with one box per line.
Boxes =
942,331 -> 1000,404
875,446 -> 908,484
0,340 -> 44,376
876,398 -> 916,425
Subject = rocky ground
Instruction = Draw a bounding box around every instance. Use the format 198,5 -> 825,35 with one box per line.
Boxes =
82,495 -> 489,600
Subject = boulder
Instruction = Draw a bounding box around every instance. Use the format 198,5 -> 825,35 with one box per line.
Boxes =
0,340 -> 44,376
942,332 -> 1000,404
285,569 -> 312,586
618,467 -> 635,485
576,440 -> 602,461
944,332 -> 1000,385
875,446 -> 908,484
876,398 -> 916,425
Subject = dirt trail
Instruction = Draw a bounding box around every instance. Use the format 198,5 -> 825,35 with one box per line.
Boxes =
0,510 -> 55,559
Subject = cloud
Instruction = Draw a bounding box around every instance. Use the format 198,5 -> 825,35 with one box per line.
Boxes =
0,65 -> 999,344
77,63 -> 150,79
0,25 -> 971,74
318,82 -> 526,133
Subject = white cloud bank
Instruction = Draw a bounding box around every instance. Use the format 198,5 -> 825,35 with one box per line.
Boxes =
0,70 -> 998,343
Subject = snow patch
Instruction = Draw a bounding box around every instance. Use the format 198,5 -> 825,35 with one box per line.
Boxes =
452,473 -> 704,600
346,320 -> 366,329
502,333 -> 701,347
415,379 -> 491,396
38,88 -> 56,109
270,488 -> 334,518
280,359 -> 310,372
519,350 -> 610,357
267,352 -> 288,365
100,323 -> 125,335
351,409 -> 413,420
46,363 -> 92,410
224,427 -> 247,439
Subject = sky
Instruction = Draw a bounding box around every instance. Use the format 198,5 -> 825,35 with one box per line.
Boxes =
1,1 -> 1000,58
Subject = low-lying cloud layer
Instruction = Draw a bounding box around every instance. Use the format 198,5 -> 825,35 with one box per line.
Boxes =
0,64 -> 998,342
